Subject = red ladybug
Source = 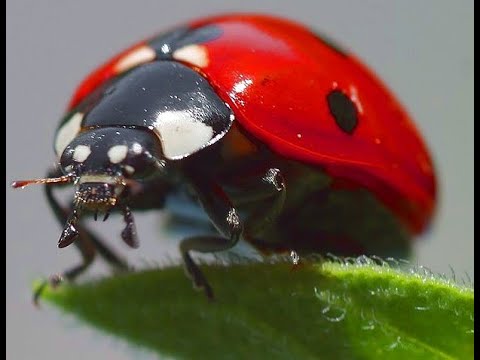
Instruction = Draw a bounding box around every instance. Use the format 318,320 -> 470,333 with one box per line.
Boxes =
13,14 -> 436,299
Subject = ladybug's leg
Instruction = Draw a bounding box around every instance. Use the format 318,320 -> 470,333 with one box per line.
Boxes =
35,168 -> 129,302
46,179 -> 129,271
242,168 -> 286,239
180,176 -> 243,300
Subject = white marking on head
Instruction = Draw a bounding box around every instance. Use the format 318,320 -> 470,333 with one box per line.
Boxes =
73,145 -> 91,162
55,112 -> 84,156
173,44 -> 209,68
131,142 -> 143,155
108,145 -> 129,164
115,45 -> 156,73
124,165 -> 135,175
153,110 -> 214,160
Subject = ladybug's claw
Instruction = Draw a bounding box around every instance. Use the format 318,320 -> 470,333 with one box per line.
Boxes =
33,274 -> 64,307
33,281 -> 48,307
182,254 -> 214,301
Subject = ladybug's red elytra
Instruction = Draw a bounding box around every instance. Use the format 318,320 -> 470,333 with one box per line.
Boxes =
13,14 -> 436,299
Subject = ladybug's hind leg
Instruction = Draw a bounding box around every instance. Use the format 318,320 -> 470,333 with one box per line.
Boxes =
34,168 -> 129,303
179,176 -> 243,300
242,168 -> 286,240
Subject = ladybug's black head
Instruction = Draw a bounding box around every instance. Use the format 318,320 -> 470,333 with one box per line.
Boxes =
60,127 -> 165,212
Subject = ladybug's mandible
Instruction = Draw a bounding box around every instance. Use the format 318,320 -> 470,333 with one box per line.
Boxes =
13,14 -> 436,299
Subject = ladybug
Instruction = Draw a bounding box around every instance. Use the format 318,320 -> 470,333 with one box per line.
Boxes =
13,14 -> 436,299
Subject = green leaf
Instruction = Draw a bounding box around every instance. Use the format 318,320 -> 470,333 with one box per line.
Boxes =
39,260 -> 473,359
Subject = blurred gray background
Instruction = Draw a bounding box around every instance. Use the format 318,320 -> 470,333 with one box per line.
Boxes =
7,1 -> 473,359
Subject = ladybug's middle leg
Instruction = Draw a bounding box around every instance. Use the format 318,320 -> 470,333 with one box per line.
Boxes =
179,168 -> 286,299
179,175 -> 243,300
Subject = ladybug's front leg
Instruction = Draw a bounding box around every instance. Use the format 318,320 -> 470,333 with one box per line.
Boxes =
180,176 -> 243,300
34,168 -> 129,303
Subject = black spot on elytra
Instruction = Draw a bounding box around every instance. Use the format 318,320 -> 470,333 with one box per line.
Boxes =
149,25 -> 222,59
149,27 -> 190,57
327,90 -> 358,134
175,25 -> 223,48
313,31 -> 348,57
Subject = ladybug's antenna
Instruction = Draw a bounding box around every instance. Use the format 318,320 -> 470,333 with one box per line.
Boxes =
11,175 -> 74,189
